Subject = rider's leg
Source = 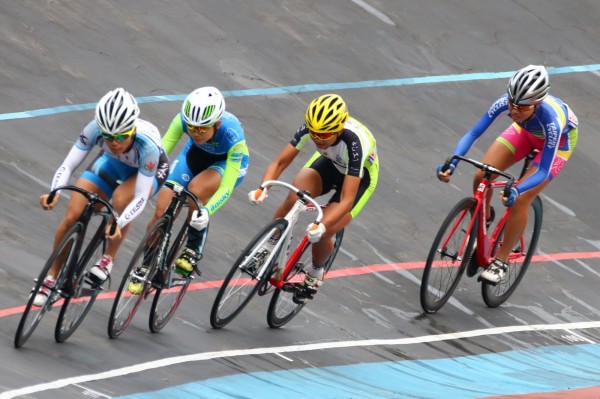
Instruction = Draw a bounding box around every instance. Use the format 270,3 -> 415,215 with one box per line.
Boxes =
185,169 -> 221,249
475,139 -> 516,222
147,186 -> 174,230
494,168 -> 548,262
312,206 -> 351,266
173,169 -> 221,274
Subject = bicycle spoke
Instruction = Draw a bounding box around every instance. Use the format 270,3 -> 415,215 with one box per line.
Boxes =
482,196 -> 543,307
420,198 -> 476,313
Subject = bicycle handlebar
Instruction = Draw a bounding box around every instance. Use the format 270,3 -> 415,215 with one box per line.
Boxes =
48,185 -> 120,236
260,180 -> 324,223
443,155 -> 516,197
164,182 -> 204,214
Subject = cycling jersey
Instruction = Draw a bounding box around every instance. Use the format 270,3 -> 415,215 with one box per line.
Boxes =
161,111 -> 249,215
291,116 -> 379,218
453,93 -> 578,195
50,118 -> 167,227
291,117 -> 377,178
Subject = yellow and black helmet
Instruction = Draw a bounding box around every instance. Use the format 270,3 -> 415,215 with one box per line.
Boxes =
305,94 -> 349,133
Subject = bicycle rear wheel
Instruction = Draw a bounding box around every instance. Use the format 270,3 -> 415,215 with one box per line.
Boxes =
420,197 -> 477,313
149,223 -> 193,333
108,218 -> 167,338
210,218 -> 288,329
15,223 -> 82,348
267,229 -> 344,328
481,196 -> 543,307
55,223 -> 106,343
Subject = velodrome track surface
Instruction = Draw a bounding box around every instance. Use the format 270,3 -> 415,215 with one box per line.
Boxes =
2,1 -> 600,398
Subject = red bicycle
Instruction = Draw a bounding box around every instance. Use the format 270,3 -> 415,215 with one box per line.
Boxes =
420,153 -> 543,313
210,180 -> 343,329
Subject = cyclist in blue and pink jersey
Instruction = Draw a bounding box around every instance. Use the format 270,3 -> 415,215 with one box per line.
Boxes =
35,88 -> 169,306
437,65 -> 579,284
133,86 -> 249,292
249,94 -> 379,304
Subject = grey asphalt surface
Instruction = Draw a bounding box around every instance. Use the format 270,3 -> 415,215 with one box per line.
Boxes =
1,1 -> 600,398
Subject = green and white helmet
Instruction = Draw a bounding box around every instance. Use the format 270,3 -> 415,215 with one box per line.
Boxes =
181,86 -> 225,127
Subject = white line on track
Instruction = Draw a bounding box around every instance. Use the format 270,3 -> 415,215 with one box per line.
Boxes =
3,320 -> 600,399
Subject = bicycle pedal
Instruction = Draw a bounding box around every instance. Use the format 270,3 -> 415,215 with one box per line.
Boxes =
281,283 -> 297,293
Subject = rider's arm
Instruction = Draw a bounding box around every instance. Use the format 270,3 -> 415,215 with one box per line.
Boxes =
116,172 -> 155,228
51,122 -> 98,190
115,145 -> 161,228
259,143 -> 300,187
204,140 -> 249,215
161,115 -> 185,155
50,145 -> 89,190
452,95 -> 509,161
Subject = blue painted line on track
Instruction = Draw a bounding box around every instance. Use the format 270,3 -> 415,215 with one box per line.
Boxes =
116,343 -> 600,399
2,64 -> 599,121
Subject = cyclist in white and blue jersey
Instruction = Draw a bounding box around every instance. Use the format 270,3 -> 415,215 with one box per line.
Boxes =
35,88 -> 169,306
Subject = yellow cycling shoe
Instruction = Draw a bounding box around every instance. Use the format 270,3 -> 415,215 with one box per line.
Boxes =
175,247 -> 198,276
127,266 -> 148,295
128,280 -> 143,295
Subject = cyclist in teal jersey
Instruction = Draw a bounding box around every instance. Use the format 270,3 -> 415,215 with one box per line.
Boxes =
130,87 -> 249,293
249,94 -> 378,303
437,65 -> 579,284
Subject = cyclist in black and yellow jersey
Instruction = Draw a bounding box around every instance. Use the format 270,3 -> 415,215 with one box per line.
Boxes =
249,94 -> 378,303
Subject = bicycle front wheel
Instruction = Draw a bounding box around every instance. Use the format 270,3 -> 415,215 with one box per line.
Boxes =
420,197 -> 477,314
55,224 -> 106,343
108,217 -> 167,338
267,229 -> 344,328
482,196 -> 543,307
210,218 -> 288,329
15,223 -> 82,348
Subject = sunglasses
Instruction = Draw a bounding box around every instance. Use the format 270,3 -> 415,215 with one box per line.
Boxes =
508,100 -> 535,112
309,131 -> 337,141
101,127 -> 136,143
186,123 -> 214,134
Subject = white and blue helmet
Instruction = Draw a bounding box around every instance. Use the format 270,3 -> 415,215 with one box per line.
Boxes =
507,65 -> 550,105
95,88 -> 140,133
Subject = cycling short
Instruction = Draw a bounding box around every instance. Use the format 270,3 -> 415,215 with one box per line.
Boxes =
497,123 -> 578,180
167,143 -> 249,188
304,153 -> 379,219
81,150 -> 169,198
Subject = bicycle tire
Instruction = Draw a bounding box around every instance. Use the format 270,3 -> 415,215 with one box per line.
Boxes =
210,218 -> 288,329
108,217 -> 167,338
15,223 -> 82,348
149,219 -> 192,333
267,229 -> 344,328
481,196 -> 543,307
55,221 -> 106,343
420,197 -> 477,313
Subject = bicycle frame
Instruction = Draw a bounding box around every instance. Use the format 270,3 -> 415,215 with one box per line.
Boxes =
48,186 -> 118,298
247,180 -> 323,286
136,181 -> 205,290
440,153 -> 535,269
